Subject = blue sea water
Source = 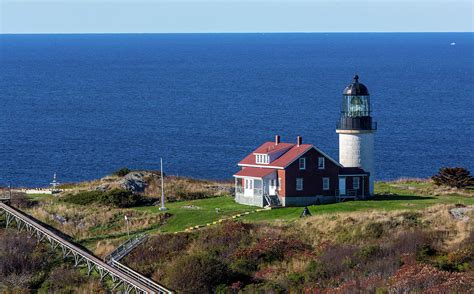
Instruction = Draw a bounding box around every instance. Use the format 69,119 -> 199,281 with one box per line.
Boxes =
0,33 -> 473,187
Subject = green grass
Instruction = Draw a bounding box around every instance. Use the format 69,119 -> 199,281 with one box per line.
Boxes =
134,182 -> 473,231
134,196 -> 256,233
240,181 -> 474,222
241,194 -> 474,222
25,181 -> 474,237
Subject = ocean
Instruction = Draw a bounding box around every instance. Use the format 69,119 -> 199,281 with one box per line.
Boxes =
0,33 -> 473,187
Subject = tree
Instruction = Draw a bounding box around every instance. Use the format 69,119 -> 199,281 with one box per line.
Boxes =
432,167 -> 474,188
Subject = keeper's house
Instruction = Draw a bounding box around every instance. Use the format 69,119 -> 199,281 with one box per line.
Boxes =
233,135 -> 369,207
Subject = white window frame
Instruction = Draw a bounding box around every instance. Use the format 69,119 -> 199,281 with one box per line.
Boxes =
323,177 -> 330,190
256,154 -> 270,164
299,157 -> 306,170
318,157 -> 325,169
353,177 -> 360,189
278,178 -> 281,191
296,178 -> 303,191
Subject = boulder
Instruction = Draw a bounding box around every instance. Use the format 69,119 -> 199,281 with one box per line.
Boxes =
120,172 -> 148,193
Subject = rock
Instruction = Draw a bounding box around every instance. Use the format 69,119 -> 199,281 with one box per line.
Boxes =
120,172 -> 148,193
96,183 -> 109,192
449,207 -> 472,221
53,214 -> 67,224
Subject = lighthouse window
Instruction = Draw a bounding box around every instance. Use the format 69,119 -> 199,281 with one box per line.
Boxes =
353,177 -> 360,189
318,157 -> 325,169
346,95 -> 370,117
299,158 -> 306,170
296,178 -> 303,191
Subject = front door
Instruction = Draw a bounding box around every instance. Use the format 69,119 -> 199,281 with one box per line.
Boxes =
244,179 -> 253,197
339,177 -> 346,195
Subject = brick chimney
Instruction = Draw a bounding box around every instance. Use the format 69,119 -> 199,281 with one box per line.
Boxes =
275,135 -> 280,145
297,136 -> 302,146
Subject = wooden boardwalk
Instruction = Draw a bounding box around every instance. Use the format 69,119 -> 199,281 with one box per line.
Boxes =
0,202 -> 172,294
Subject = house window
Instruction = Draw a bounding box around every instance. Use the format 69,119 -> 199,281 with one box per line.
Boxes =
245,179 -> 253,190
256,154 -> 269,164
318,157 -> 325,169
278,178 -> 281,191
323,177 -> 330,190
353,177 -> 360,189
296,178 -> 303,191
299,158 -> 306,170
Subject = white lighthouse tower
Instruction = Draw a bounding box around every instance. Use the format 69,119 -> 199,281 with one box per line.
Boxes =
336,75 -> 377,195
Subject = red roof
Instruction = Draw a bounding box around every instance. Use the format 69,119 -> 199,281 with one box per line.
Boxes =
253,142 -> 294,154
233,167 -> 276,178
238,142 -> 313,168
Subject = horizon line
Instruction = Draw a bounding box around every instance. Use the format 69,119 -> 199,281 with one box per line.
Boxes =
1,31 -> 473,35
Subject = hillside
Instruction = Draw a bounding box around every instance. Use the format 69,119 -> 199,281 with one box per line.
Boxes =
1,173 -> 473,292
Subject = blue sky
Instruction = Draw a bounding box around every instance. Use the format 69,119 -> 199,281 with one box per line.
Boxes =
1,0 -> 472,33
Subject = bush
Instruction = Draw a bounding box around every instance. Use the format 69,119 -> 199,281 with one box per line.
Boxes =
166,253 -> 232,293
101,189 -> 141,208
113,167 -> 131,177
365,222 -> 384,238
62,189 -> 141,208
432,167 -> 474,188
62,191 -> 103,205
175,190 -> 209,201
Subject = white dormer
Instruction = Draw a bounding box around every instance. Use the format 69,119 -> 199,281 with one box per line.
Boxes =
255,154 -> 270,164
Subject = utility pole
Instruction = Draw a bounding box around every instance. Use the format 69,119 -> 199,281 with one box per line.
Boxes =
159,157 -> 167,211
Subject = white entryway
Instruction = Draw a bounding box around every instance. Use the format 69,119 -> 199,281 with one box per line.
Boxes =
339,177 -> 346,195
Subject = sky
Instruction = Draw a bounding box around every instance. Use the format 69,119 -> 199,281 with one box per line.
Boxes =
0,0 -> 473,33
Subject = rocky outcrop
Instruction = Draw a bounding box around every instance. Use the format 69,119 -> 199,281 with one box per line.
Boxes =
120,172 -> 148,193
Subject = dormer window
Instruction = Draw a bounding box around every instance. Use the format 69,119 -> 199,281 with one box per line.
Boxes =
255,154 -> 269,164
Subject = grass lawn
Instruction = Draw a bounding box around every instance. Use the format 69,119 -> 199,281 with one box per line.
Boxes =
241,194 -> 474,222
22,181 -> 474,236
134,196 -> 256,233
135,181 -> 473,232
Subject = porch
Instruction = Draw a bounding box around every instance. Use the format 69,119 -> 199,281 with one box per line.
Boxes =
233,168 -> 281,207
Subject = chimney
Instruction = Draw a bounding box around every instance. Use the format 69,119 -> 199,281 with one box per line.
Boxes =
297,136 -> 302,146
275,135 -> 280,145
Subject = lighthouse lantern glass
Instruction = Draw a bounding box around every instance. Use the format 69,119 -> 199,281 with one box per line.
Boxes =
343,95 -> 370,117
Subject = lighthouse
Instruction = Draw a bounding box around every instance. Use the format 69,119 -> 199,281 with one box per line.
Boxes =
336,75 -> 377,195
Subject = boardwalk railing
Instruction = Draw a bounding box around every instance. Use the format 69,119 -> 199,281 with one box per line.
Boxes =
112,259 -> 172,294
0,202 -> 171,294
105,233 -> 149,264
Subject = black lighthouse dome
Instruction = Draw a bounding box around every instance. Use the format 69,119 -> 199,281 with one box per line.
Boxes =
337,75 -> 377,131
343,75 -> 369,96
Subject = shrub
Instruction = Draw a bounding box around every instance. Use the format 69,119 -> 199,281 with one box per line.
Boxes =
166,253 -> 232,293
175,190 -> 209,201
62,189 -> 142,208
358,244 -> 381,260
365,222 -> 384,238
101,189 -> 141,208
113,167 -> 131,177
62,191 -> 103,205
432,167 -> 474,188
124,234 -> 191,276
10,192 -> 34,209
42,265 -> 84,292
